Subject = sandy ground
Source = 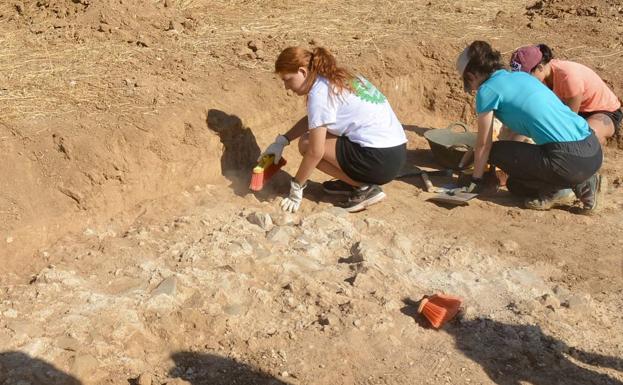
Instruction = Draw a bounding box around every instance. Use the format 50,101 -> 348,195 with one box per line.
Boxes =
1,1 -> 622,384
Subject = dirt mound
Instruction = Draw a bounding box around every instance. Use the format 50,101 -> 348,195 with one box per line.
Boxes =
526,0 -> 623,19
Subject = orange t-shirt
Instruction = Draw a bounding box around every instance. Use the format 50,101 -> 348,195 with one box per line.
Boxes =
550,59 -> 621,113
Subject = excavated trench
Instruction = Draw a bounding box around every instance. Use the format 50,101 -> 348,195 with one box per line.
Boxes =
0,46 -> 471,279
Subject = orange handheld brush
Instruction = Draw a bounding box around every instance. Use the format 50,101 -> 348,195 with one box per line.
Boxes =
250,155 -> 287,191
417,293 -> 463,329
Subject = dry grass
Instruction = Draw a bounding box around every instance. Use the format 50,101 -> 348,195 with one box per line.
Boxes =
0,0 -> 620,122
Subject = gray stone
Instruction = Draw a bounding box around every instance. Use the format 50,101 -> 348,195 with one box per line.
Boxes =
246,212 -> 273,231
151,276 -> 177,297
223,303 -> 246,316
266,226 -> 294,244
272,212 -> 299,226
563,294 -> 592,313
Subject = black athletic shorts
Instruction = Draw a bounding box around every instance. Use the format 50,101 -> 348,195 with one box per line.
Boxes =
336,136 -> 406,185
580,108 -> 622,135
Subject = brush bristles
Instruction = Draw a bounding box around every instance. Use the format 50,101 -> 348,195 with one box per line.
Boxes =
418,294 -> 462,329
421,301 -> 448,329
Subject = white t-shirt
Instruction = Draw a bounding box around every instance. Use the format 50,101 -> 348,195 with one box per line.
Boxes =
307,76 -> 407,148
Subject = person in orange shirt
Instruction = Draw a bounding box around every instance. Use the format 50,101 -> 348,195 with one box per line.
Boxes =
510,44 -> 622,145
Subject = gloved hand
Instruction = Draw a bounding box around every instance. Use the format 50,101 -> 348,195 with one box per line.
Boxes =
462,176 -> 484,194
259,134 -> 289,164
280,179 -> 306,213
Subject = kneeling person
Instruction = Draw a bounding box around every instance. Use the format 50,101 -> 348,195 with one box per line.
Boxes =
260,46 -> 407,213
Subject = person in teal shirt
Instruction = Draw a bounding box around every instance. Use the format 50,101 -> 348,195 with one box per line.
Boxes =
457,41 -> 603,212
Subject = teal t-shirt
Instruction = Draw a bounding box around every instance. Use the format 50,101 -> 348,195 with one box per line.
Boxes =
476,70 -> 590,145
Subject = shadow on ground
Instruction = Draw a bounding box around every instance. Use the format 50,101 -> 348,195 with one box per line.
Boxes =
168,351 -> 290,385
401,300 -> 623,385
0,351 -> 82,385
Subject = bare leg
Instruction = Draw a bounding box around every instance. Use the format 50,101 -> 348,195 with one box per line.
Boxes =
586,113 -> 615,146
499,124 -> 533,143
298,133 -> 363,187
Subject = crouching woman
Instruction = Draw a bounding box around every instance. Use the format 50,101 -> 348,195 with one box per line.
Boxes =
260,46 -> 407,213
457,41 -> 603,212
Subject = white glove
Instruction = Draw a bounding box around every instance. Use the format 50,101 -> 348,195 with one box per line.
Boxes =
259,134 -> 289,164
280,179 -> 306,213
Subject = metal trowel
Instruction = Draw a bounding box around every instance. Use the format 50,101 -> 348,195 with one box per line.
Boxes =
428,189 -> 477,205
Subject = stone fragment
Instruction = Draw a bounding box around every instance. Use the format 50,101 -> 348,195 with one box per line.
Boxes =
246,212 -> 273,231
72,354 -> 99,378
151,276 -> 177,297
266,226 -> 294,244
137,372 -> 153,385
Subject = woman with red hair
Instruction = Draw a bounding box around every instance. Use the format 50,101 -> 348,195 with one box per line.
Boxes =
260,46 -> 407,213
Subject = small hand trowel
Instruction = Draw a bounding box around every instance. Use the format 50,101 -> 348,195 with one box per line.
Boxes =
428,189 -> 477,206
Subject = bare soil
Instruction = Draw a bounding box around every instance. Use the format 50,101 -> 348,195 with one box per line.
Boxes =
1,1 -> 622,384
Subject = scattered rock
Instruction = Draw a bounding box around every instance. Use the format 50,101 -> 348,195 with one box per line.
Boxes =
254,49 -> 265,60
167,20 -> 184,32
151,275 -> 177,297
272,212 -> 299,226
246,212 -> 273,231
562,294 -> 592,313
349,240 -> 379,263
499,239 -> 519,253
223,303 -> 247,316
390,233 -> 412,256
137,372 -> 153,385
71,354 -> 99,378
318,313 -> 339,326
266,226 -> 295,244
539,293 -> 560,310
247,40 -> 263,52
56,335 -> 81,352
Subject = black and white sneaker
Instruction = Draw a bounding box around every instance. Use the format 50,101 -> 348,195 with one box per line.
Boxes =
340,184 -> 386,213
572,173 -> 604,213
322,179 -> 355,196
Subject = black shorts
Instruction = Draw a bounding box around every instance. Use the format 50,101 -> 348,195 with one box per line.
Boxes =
336,136 -> 406,185
580,108 -> 623,134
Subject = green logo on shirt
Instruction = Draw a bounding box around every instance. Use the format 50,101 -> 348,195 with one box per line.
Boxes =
352,78 -> 387,104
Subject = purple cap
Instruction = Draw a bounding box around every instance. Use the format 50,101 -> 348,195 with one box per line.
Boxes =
510,45 -> 543,73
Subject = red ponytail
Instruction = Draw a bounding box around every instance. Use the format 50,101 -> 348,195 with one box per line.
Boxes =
275,46 -> 354,95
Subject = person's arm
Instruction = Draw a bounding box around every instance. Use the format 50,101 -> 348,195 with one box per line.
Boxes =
561,94 -> 583,113
472,111 -> 494,179
283,116 -> 310,142
293,126 -> 326,185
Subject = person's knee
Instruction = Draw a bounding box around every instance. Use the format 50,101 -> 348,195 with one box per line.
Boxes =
298,133 -> 309,155
587,114 -> 614,143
